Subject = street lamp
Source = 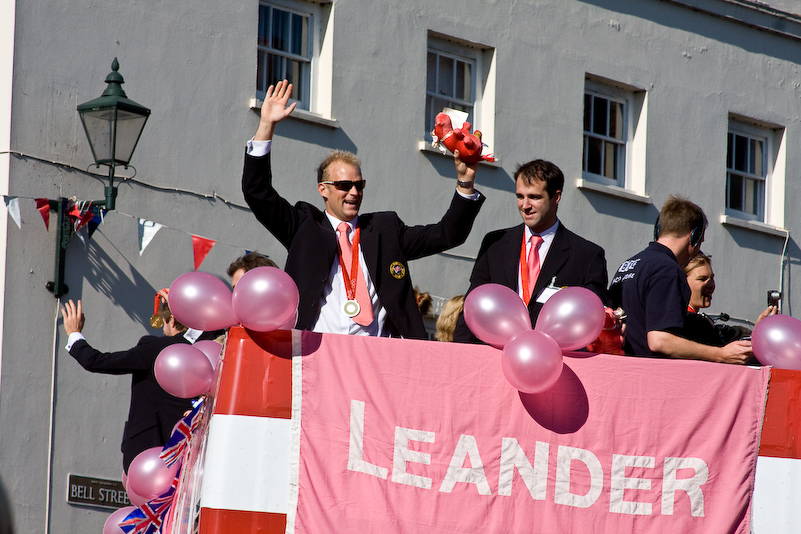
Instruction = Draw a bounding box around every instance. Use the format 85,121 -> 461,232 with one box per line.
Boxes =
77,57 -> 151,210
46,58 -> 151,298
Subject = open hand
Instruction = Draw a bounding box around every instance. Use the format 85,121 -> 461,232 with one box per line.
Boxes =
61,299 -> 85,335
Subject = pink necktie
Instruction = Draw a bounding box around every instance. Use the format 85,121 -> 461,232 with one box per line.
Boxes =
338,222 -> 374,326
527,234 -> 544,297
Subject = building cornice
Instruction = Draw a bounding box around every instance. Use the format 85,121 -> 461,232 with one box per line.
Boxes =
660,0 -> 801,41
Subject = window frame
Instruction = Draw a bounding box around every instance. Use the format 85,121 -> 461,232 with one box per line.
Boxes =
725,121 -> 771,222
256,0 -> 333,118
582,82 -> 630,188
424,33 -> 496,156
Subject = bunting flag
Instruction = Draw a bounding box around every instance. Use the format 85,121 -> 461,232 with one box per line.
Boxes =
192,235 -> 216,270
160,400 -> 204,468
68,201 -> 94,232
119,474 -> 180,534
87,210 -> 106,239
34,198 -> 50,230
138,219 -> 163,257
4,196 -> 21,229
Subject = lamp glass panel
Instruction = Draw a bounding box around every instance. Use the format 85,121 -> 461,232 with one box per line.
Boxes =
113,111 -> 148,163
80,109 -> 117,163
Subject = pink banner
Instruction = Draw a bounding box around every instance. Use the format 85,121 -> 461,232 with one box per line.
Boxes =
294,333 -> 769,533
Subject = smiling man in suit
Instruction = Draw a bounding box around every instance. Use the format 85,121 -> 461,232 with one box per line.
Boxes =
454,159 -> 609,343
243,81 -> 485,339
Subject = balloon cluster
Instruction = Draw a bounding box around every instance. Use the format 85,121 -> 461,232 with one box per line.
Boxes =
464,284 -> 605,394
752,314 -> 801,370
152,268 -> 300,396
168,267 -> 300,333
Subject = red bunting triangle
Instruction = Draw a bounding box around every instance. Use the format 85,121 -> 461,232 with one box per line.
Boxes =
74,202 -> 94,232
34,199 -> 51,230
192,235 -> 216,271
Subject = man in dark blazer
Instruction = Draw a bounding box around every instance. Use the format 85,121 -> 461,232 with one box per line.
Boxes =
62,298 -> 196,472
243,81 -> 485,339
454,159 -> 609,343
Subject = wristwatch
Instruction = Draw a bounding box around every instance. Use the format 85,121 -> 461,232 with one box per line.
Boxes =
457,180 -> 474,188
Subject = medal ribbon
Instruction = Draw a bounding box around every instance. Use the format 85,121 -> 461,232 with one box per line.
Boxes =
337,225 -> 361,301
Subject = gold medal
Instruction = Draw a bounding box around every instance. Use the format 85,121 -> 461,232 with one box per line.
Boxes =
150,314 -> 163,329
343,299 -> 360,317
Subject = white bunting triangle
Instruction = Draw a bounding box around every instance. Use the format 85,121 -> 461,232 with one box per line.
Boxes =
138,218 -> 163,256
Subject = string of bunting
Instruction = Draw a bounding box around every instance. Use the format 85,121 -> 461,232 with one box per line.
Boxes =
2,195 -> 234,271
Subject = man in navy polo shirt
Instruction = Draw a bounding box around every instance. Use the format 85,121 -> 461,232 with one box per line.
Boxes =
609,195 -> 753,363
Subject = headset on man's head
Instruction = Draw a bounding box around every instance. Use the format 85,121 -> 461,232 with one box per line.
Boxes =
653,217 -> 704,248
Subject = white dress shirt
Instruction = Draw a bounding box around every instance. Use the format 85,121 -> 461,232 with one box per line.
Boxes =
517,220 -> 559,301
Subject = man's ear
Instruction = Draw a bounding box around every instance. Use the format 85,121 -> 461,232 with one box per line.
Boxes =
317,182 -> 328,202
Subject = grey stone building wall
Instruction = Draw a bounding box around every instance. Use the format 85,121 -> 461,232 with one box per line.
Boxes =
1,0 -> 799,531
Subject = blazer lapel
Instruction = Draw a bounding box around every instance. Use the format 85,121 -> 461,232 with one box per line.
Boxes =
500,225 -> 525,288
357,215 -> 381,287
536,223 -> 569,293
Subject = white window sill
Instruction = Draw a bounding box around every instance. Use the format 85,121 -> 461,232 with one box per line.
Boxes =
575,178 -> 651,204
418,141 -> 502,168
249,99 -> 339,129
720,215 -> 788,238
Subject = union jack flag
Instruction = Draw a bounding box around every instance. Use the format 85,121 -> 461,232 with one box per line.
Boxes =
119,474 -> 180,534
160,399 -> 203,467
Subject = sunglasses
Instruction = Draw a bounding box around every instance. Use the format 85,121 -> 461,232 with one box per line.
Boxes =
321,180 -> 366,192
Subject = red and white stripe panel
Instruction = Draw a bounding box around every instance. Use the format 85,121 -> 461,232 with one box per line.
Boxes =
752,368 -> 801,532
198,327 -> 294,534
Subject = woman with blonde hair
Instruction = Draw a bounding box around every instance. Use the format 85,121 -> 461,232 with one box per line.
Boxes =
435,295 -> 465,342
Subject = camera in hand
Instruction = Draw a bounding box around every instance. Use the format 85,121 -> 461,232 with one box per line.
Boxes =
767,290 -> 782,308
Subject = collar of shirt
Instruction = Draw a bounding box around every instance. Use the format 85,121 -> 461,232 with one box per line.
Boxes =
324,211 -> 358,238
517,220 -> 559,300
524,219 -> 559,259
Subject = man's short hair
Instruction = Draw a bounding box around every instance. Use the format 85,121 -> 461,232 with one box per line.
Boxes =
317,150 -> 362,183
656,195 -> 708,240
158,299 -> 186,332
226,252 -> 277,278
514,159 -> 564,198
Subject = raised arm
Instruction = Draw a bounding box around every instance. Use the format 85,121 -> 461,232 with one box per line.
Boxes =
454,149 -> 479,196
254,80 -> 297,142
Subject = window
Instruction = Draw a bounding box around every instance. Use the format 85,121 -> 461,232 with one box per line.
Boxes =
583,91 -> 626,183
581,77 -> 646,195
723,117 -> 786,227
726,126 -> 767,220
425,34 -> 496,151
426,47 -> 475,138
256,1 -> 333,117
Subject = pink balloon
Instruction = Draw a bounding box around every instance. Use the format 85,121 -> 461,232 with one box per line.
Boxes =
502,330 -> 564,393
535,287 -> 605,351
103,506 -> 137,534
278,309 -> 299,330
155,344 -> 214,398
194,340 -> 223,370
752,314 -> 801,370
125,476 -> 149,508
232,267 -> 300,332
127,447 -> 179,501
464,283 -> 532,348
168,272 -> 237,331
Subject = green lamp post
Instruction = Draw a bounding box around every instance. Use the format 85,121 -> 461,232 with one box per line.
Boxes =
46,58 -> 151,298
77,57 -> 151,210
